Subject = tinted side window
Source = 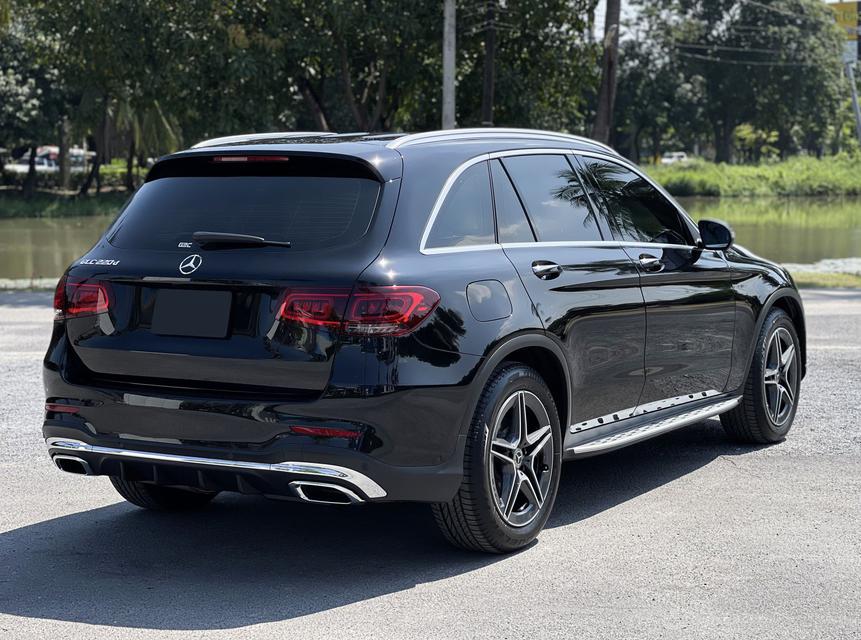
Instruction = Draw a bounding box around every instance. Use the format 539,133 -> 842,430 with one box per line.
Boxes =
501,154 -> 602,242
425,161 -> 495,249
490,160 -> 535,243
580,157 -> 689,245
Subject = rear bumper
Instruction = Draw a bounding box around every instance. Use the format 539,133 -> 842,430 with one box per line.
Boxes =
43,431 -> 466,503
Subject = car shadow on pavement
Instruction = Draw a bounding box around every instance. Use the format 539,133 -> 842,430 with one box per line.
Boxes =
0,418 -> 764,630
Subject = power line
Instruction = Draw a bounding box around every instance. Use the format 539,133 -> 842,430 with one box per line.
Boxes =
677,51 -> 820,66
675,42 -> 794,54
736,0 -> 818,23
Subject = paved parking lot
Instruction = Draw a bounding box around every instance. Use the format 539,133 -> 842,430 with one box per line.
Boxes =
0,289 -> 859,639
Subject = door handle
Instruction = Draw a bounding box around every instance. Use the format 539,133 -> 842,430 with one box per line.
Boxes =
638,254 -> 664,273
532,261 -> 563,279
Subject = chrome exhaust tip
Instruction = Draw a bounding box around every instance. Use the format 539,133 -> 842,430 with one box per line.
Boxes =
53,455 -> 93,476
289,480 -> 364,505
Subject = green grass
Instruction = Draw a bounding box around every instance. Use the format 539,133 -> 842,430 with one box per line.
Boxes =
647,156 -> 861,197
678,195 -> 861,229
790,271 -> 861,289
0,191 -> 129,218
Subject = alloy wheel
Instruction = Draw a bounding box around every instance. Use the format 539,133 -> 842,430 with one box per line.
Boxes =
488,390 -> 554,528
762,327 -> 798,426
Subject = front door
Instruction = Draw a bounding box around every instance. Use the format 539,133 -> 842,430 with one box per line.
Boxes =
491,153 -> 646,428
577,155 -> 735,409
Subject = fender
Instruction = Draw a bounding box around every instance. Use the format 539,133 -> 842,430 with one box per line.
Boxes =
734,286 -> 807,393
458,331 -> 572,438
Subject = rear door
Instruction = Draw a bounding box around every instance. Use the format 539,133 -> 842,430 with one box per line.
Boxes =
577,154 -> 735,407
493,153 -> 646,428
64,153 -> 396,396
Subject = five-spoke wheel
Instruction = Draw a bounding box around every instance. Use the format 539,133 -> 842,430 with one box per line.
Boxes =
722,308 -> 801,443
489,390 -> 555,528
432,364 -> 561,553
762,326 -> 798,426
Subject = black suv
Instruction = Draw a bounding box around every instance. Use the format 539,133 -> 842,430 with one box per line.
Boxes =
44,128 -> 806,553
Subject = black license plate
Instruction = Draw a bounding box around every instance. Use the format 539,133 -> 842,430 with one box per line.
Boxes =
151,289 -> 232,338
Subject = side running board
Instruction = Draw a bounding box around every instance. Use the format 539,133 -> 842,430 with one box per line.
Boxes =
567,396 -> 741,457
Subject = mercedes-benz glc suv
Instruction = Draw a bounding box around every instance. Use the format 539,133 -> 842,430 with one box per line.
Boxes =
43,128 -> 806,553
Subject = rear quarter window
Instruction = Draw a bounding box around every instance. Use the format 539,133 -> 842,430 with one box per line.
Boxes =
108,175 -> 381,251
424,161 -> 495,250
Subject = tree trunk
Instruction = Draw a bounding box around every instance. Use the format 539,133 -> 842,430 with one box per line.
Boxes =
79,135 -> 99,196
776,128 -> 793,161
125,136 -> 136,192
338,44 -> 366,129
22,146 -> 37,199
442,0 -> 456,129
480,1 -> 497,126
628,125 -> 641,164
298,77 -> 331,131
59,117 -> 71,191
591,0 -> 621,144
714,122 -> 733,164
651,130 -> 662,163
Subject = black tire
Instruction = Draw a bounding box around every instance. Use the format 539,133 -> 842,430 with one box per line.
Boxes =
110,477 -> 218,511
432,364 -> 562,553
721,308 -> 801,444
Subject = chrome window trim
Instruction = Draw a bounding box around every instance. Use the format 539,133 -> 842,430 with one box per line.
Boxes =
423,244 -> 502,255
501,240 -> 620,250
45,437 -> 387,499
388,128 -> 615,153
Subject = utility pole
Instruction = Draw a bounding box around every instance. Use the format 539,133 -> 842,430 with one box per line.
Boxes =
442,0 -> 457,130
847,61 -> 861,148
592,0 -> 621,145
480,1 -> 497,126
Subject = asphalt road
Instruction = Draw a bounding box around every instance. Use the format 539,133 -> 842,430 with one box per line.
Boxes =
0,290 -> 859,640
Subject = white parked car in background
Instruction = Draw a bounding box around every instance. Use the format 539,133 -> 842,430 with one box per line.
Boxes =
660,151 -> 689,165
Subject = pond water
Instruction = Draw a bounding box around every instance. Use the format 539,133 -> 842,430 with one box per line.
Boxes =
1,197 -> 860,279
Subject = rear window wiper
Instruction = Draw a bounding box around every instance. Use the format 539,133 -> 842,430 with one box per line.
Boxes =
192,231 -> 291,248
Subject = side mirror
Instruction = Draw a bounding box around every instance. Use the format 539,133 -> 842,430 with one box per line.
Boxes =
697,218 -> 734,251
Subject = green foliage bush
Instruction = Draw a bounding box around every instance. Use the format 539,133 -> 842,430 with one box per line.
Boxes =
648,156 -> 861,197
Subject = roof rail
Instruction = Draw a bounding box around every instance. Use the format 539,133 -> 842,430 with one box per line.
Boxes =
386,128 -> 616,154
191,131 -> 339,149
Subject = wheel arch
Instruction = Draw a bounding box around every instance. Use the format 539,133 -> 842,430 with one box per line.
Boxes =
464,332 -> 572,435
747,288 -> 807,380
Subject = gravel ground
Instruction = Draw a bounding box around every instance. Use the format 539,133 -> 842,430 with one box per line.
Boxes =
0,290 -> 859,640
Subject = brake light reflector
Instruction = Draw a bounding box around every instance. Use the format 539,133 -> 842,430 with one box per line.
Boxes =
277,286 -> 440,336
45,403 -> 80,414
54,277 -> 111,320
289,425 -> 360,439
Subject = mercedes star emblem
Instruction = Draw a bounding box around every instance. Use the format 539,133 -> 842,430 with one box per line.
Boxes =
178,254 -> 202,275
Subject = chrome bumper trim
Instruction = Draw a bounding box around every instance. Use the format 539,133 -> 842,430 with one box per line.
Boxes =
45,437 -> 386,499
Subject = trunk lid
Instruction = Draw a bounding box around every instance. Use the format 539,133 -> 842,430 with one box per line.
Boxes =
61,152 -> 399,396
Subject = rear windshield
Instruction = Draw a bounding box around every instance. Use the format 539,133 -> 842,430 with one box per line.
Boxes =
108,176 -> 381,251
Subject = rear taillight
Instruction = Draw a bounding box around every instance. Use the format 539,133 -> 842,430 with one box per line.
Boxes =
278,286 -> 440,337
344,286 -> 440,336
54,276 -> 111,321
278,291 -> 350,329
